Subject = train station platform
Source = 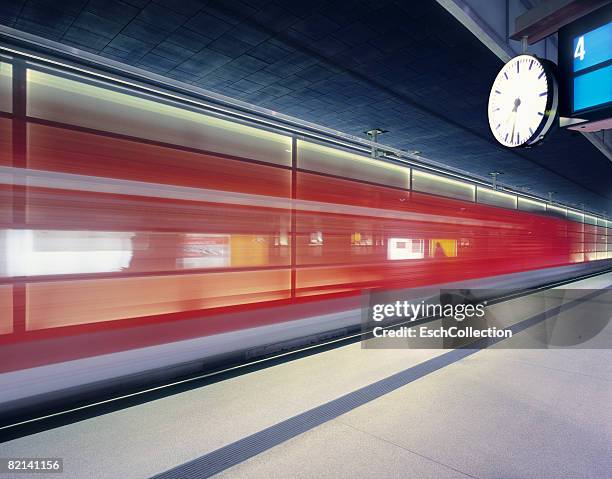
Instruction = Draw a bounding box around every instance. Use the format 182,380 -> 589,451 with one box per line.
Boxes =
2,271 -> 610,479
0,2 -> 611,478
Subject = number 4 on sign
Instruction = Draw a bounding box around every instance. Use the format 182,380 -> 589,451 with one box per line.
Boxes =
575,36 -> 586,61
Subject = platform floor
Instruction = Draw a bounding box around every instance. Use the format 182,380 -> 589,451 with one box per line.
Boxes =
2,273 -> 611,478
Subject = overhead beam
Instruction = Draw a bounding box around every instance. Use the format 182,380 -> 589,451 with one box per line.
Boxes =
436,0 -> 514,62
581,131 -> 612,163
510,0 -> 610,44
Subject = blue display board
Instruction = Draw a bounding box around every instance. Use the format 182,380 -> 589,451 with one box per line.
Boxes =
572,22 -> 612,73
558,5 -> 612,119
572,21 -> 612,112
574,64 -> 612,111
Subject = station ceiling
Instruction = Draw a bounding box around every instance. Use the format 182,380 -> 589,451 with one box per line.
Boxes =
2,0 -> 611,212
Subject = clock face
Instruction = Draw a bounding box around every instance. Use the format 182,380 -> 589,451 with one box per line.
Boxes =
488,55 -> 558,148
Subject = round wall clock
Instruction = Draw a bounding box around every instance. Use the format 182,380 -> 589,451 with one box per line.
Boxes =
487,54 -> 559,148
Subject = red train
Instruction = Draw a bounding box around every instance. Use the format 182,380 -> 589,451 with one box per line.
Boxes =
0,59 -> 610,416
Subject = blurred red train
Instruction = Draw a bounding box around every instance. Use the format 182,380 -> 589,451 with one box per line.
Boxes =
0,60 -> 610,410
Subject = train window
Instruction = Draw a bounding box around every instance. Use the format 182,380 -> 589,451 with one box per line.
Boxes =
0,61 -> 11,113
309,231 -> 323,245
567,210 -> 584,223
2,229 -> 291,276
0,285 -> 12,335
584,214 -> 598,226
429,239 -> 457,258
411,170 -> 475,202
477,187 -> 517,209
351,232 -> 373,246
26,68 -> 292,167
596,233 -> 607,260
4,229 -> 133,276
387,238 -> 424,260
0,117 -> 11,169
517,197 -> 546,213
546,205 -> 567,219
297,140 -> 409,189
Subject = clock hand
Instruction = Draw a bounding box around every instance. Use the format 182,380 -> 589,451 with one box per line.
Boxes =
504,108 -> 517,125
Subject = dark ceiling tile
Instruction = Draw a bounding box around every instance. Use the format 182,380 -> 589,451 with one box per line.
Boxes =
280,0 -> 327,19
176,48 -> 232,75
137,52 -> 180,72
295,63 -> 336,82
231,78 -> 263,93
197,73 -> 233,88
248,40 -> 291,63
72,12 -> 124,39
100,46 -> 130,59
0,0 -> 26,25
333,21 -> 379,48
136,3 -> 187,32
152,0 -> 204,17
122,0 -> 149,8
166,68 -> 200,82
310,36 -> 349,57
151,41 -> 195,63
165,28 -> 213,53
122,19 -> 170,44
228,54 -> 268,74
201,63 -> 250,82
62,26 -> 112,50
257,84 -> 293,98
244,70 -> 282,86
18,1 -> 75,31
185,12 -> 232,39
251,3 -> 299,32
106,33 -> 153,57
14,18 -> 65,40
86,0 -> 139,25
203,0 -> 257,26
208,34 -> 253,57
27,0 -> 88,15
290,13 -> 340,41
227,24 -> 269,46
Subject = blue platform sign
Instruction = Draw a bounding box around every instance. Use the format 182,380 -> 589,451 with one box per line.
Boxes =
574,64 -> 612,111
570,20 -> 612,112
572,22 -> 612,73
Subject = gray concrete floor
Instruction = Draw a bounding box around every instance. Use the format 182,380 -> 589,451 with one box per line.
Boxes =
1,273 -> 611,479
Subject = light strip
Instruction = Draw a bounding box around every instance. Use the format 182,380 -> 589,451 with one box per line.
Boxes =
477,187 -> 518,208
413,170 -> 475,189
412,170 -> 476,200
567,210 -> 585,222
27,69 -> 293,144
518,197 -> 545,209
297,140 -> 409,175
546,205 -> 567,215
